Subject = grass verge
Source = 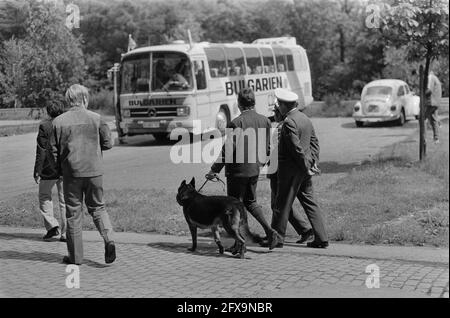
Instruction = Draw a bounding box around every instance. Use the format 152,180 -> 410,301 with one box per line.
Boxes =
0,123 -> 448,247
0,124 -> 39,137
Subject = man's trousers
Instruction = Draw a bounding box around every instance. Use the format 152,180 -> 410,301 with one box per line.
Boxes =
63,175 -> 114,264
271,166 -> 328,243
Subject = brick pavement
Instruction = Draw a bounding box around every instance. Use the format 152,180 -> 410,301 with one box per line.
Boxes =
0,227 -> 448,298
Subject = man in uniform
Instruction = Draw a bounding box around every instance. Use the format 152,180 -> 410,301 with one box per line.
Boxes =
269,88 -> 328,249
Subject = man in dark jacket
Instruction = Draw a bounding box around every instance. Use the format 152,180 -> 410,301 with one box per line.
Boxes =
34,102 -> 66,241
265,105 -> 314,245
51,84 -> 115,265
206,88 -> 277,244
269,88 -> 328,249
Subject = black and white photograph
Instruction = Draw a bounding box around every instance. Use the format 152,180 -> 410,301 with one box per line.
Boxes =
0,0 -> 448,303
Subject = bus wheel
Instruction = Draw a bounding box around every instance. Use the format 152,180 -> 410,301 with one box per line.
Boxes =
153,133 -> 168,141
216,107 -> 229,135
355,121 -> 364,128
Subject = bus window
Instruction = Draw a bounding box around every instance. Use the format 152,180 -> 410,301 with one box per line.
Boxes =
298,50 -> 308,71
243,47 -> 263,75
225,47 -> 246,76
205,47 -> 227,78
273,47 -> 287,72
121,53 -> 150,93
193,60 -> 207,90
286,53 -> 294,71
261,47 -> 275,73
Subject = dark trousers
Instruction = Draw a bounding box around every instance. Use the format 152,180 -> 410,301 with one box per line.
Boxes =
269,173 -> 311,236
271,166 -> 328,243
227,175 -> 273,236
63,175 -> 114,264
425,105 -> 440,140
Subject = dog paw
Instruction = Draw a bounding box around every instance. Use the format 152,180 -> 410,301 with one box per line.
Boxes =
219,246 -> 224,254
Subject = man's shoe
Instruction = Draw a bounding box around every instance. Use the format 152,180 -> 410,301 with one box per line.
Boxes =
306,241 -> 329,249
268,230 -> 281,250
259,240 -> 283,248
105,241 -> 116,264
296,229 -> 314,244
59,235 -> 67,242
62,256 -> 81,265
43,227 -> 59,240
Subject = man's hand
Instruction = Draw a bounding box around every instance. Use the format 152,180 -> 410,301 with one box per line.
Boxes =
34,174 -> 41,184
308,163 -> 321,176
205,171 -> 218,180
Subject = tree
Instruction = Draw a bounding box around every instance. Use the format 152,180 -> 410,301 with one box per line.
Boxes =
0,1 -> 85,108
380,0 -> 449,159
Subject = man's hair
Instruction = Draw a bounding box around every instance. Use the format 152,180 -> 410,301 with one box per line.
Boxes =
238,88 -> 255,109
65,84 -> 89,107
46,101 -> 64,119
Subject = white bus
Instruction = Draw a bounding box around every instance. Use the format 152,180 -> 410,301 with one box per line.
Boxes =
115,36 -> 312,142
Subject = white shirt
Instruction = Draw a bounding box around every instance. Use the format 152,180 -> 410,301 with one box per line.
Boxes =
428,73 -> 442,106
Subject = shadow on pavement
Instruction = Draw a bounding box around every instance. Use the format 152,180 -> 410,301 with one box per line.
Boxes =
147,241 -> 269,260
0,250 -> 109,268
0,232 -> 43,242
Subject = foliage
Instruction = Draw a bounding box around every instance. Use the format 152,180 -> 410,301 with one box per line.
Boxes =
0,1 -> 85,108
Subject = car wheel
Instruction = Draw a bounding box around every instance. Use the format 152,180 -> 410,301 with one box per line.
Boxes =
355,121 -> 364,127
415,115 -> 419,120
153,133 -> 168,141
216,107 -> 229,135
396,109 -> 406,126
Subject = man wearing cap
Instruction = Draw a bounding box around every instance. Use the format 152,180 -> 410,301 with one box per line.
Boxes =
206,88 -> 277,249
268,88 -> 328,249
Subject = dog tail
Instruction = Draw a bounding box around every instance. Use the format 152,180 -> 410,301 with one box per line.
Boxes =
238,205 -> 264,244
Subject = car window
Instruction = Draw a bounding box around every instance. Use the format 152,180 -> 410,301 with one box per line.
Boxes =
404,85 -> 410,94
397,85 -> 405,96
365,86 -> 392,96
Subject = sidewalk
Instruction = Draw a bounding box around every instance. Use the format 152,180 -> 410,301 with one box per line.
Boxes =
0,226 -> 448,298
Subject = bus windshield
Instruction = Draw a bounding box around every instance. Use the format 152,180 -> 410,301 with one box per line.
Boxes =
121,52 -> 193,94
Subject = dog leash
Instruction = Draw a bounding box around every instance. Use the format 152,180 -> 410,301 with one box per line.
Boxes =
197,175 -> 226,193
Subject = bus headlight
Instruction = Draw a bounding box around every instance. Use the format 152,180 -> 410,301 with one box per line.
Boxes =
177,106 -> 190,117
122,109 -> 130,117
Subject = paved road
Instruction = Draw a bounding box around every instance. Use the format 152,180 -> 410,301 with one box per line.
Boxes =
0,117 -> 420,200
0,227 -> 448,298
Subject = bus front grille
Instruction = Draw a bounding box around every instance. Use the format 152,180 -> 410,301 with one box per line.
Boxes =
129,107 -> 178,118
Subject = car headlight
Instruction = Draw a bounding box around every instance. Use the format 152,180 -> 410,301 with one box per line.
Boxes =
177,106 -> 190,117
390,105 -> 397,111
354,102 -> 361,112
122,109 -> 130,117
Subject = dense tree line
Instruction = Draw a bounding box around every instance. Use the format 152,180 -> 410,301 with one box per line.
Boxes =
0,0 -> 448,108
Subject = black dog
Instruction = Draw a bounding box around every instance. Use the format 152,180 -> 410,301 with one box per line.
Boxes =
176,178 -> 261,258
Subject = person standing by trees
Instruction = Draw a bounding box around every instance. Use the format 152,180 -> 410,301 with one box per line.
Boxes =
34,102 -> 67,241
426,70 -> 442,144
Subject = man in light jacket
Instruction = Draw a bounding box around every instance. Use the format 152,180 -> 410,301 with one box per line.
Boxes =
51,84 -> 116,265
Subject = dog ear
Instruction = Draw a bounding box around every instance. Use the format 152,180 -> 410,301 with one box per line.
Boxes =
189,177 -> 195,187
181,180 -> 186,186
